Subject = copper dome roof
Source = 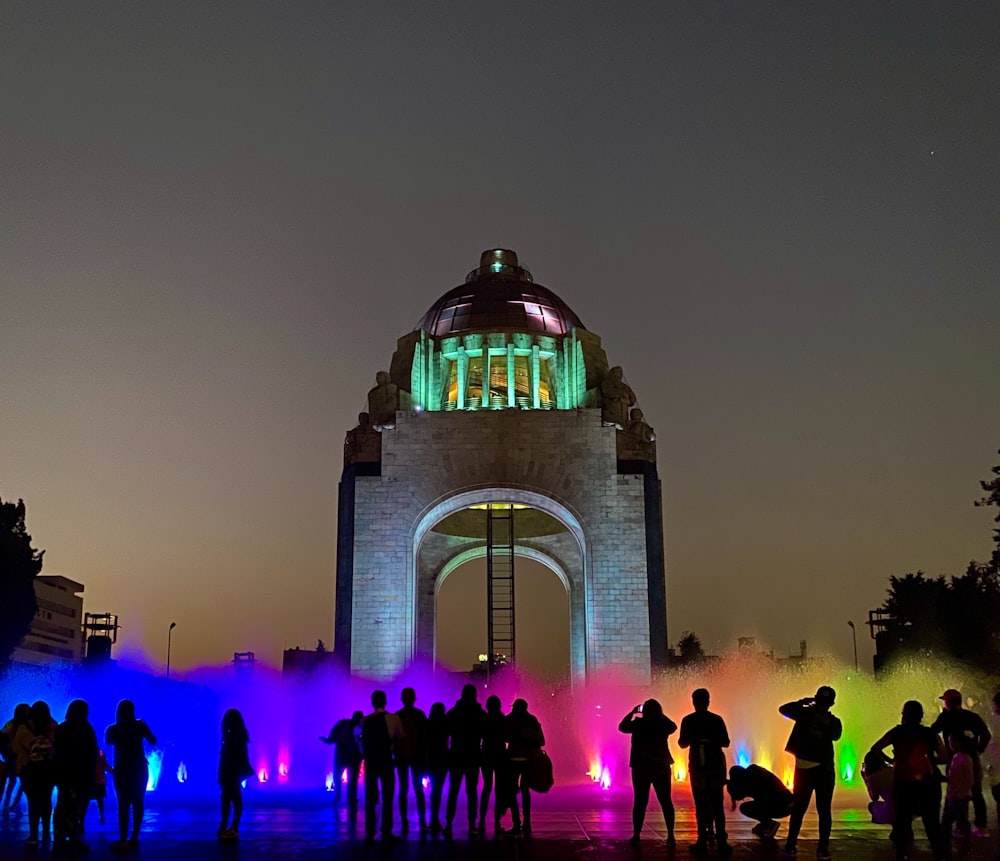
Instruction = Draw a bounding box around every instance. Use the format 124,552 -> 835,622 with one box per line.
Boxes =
415,249 -> 586,337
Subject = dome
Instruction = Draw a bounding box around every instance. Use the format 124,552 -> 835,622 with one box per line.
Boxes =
415,249 -> 586,337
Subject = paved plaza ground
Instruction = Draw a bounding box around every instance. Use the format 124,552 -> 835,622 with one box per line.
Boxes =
1,783 -> 987,861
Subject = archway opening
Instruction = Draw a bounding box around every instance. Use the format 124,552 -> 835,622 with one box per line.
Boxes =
435,556 -> 570,681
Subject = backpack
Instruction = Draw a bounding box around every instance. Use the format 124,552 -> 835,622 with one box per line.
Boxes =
360,713 -> 392,768
894,726 -> 935,782
29,733 -> 53,763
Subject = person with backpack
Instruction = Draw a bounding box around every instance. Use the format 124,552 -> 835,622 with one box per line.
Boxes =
53,699 -> 98,850
13,700 -> 57,846
504,698 -> 545,838
679,688 -> 731,856
360,689 -> 403,841
869,700 -> 946,861
779,686 -> 842,861
319,710 -> 363,821
395,687 -> 428,834
105,699 -> 157,852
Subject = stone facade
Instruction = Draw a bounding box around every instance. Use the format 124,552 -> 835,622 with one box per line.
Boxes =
334,250 -> 667,686
337,408 -> 665,685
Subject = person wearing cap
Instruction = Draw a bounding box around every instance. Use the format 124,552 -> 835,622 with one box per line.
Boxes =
778,686 -> 842,860
929,689 -> 991,836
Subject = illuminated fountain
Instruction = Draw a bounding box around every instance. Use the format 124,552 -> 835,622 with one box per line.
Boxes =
0,651 -> 985,806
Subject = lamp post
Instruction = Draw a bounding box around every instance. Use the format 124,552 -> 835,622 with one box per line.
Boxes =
166,621 -> 177,679
847,620 -> 858,672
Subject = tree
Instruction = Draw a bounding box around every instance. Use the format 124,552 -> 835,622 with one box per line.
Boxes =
974,448 -> 1000,571
875,451 -> 1000,671
0,496 -> 44,669
677,631 -> 706,663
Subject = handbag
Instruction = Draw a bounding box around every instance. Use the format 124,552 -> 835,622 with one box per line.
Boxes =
526,749 -> 554,793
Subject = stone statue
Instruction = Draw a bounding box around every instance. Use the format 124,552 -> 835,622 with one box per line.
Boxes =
616,407 -> 657,464
600,366 -> 636,429
367,371 -> 399,429
625,407 -> 655,443
344,412 -> 381,466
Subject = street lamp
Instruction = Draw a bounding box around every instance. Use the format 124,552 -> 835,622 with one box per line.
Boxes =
847,620 -> 858,672
166,622 -> 177,679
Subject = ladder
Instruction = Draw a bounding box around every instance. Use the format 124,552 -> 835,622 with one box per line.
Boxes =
486,504 -> 515,669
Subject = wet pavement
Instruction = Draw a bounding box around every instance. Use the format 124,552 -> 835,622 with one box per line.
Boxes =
0,784 -> 986,861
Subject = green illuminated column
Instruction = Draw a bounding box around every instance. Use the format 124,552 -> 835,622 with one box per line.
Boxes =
531,345 -> 541,409
457,347 -> 467,410
507,343 -> 515,408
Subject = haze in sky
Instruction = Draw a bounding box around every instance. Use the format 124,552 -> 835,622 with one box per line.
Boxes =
2,3 -> 998,676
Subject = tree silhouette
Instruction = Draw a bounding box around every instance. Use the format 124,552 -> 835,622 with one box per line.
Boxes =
875,451 -> 1000,671
677,631 -> 706,663
0,496 -> 44,669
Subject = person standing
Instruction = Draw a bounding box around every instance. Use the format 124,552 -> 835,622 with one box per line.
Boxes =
619,699 -> 677,846
930,689 -> 992,836
217,709 -> 253,840
444,684 -> 484,837
426,702 -> 449,834
360,690 -> 403,841
942,733 -> 975,848
395,687 -> 428,834
53,699 -> 98,850
504,698 -> 544,838
479,694 -> 509,835
868,700 -> 945,861
105,699 -> 157,852
1,703 -> 29,816
727,764 -> 794,840
986,692 -> 1000,826
319,710 -> 363,822
13,701 -> 57,846
779,686 -> 842,861
679,688 -> 731,856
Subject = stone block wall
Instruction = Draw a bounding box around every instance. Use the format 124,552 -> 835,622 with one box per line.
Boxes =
344,408 -> 661,683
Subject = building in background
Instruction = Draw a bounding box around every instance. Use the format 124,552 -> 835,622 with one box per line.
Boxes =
336,249 -> 667,685
13,575 -> 85,665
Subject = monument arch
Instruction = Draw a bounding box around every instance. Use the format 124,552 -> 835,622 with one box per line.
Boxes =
335,249 -> 666,683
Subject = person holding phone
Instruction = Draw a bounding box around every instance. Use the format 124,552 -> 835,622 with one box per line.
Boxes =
619,699 -> 678,846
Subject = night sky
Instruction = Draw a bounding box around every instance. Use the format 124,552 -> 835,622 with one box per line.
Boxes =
2,3 -> 998,676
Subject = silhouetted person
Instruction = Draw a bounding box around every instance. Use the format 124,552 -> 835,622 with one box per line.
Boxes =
987,692 -> 1000,825
505,698 -> 545,837
1,703 -> 29,815
426,702 -> 449,833
869,699 -> 946,861
679,688 -> 731,856
444,683 -> 484,836
930,688 -> 991,836
360,689 -> 403,841
53,699 -> 98,850
781,686 -> 842,860
319,709 -> 363,820
396,687 -> 428,834
727,764 -> 793,840
942,732 -> 975,848
13,700 -> 57,846
217,709 -> 252,841
105,698 -> 156,852
619,698 -> 677,846
479,694 -> 509,835
87,748 -> 112,827
860,751 -> 894,826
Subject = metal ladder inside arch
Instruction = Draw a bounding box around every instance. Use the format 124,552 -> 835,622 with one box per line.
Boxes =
486,504 -> 515,671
